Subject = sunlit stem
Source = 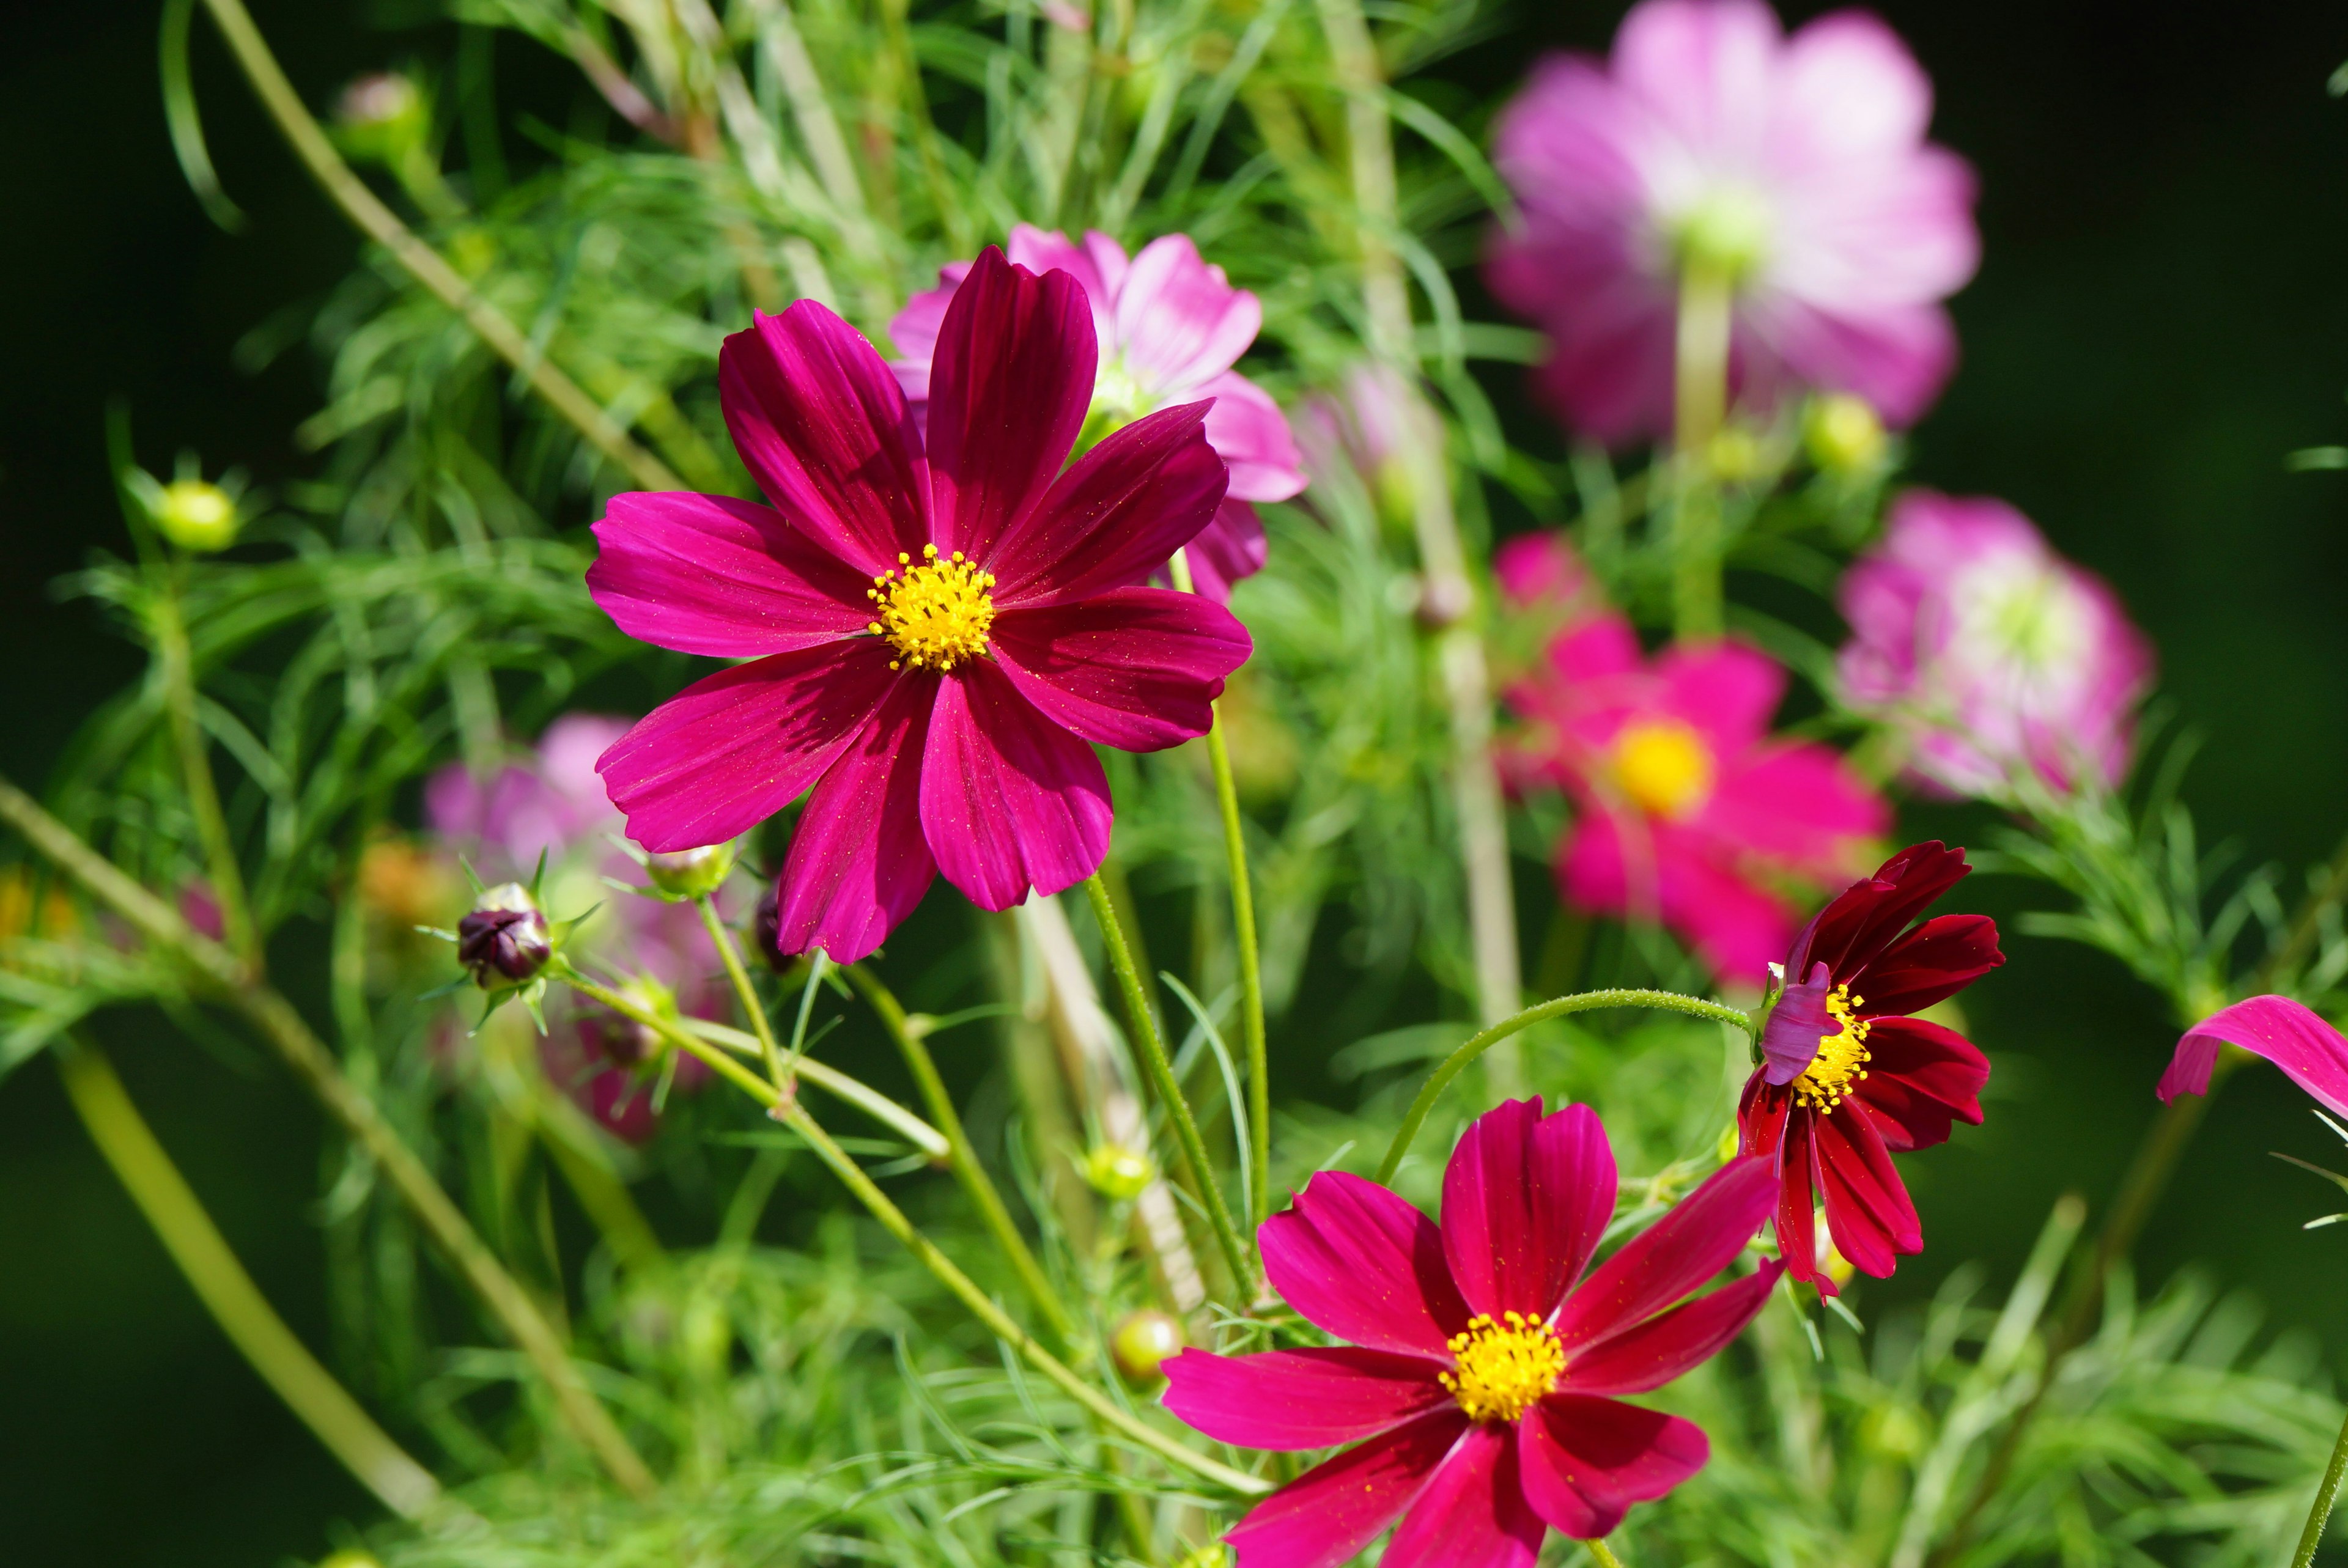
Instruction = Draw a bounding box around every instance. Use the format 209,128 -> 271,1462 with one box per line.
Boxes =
56,1037 -> 445,1521
1671,260 -> 1734,641
1082,872 -> 1260,1298
1169,548 -> 1272,1223
843,962 -> 1081,1348
695,892 -> 787,1093
1586,1541 -> 1627,1568
152,579 -> 259,969
1375,989 -> 1757,1184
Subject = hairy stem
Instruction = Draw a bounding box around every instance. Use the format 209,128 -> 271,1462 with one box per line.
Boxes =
1375,990 -> 1757,1184
1671,261 -> 1732,641
193,0 -> 682,492
1082,873 -> 1258,1298
1586,1540 -> 1626,1568
152,582 -> 259,968
2295,1401 -> 2348,1568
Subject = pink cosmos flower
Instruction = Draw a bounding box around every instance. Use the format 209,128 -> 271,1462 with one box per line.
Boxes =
890,226 -> 1304,601
1162,1098 -> 1781,1566
2160,995 -> 2348,1119
1504,614 -> 1888,982
1837,491 -> 2155,800
1486,0 -> 1979,443
589,248 -> 1251,964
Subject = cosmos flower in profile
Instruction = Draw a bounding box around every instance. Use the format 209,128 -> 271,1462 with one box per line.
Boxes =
1486,0 -> 1978,443
588,248 -> 1250,963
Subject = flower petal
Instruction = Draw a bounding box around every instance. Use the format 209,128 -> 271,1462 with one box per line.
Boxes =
1765,1098 -> 1829,1292
1440,1099 -> 1617,1322
2163,995 -> 2348,1118
1005,224 -> 1121,347
1516,1394 -> 1708,1539
1789,840 -> 1973,982
1853,913 -> 2004,1017
918,658 -> 1110,910
1225,1412 -> 1466,1568
597,641 -> 895,853
1851,1016 -> 1988,1151
1161,1347 -> 1450,1451
1115,234 -> 1263,395
1551,1155 -> 1774,1352
990,590 -> 1250,752
1381,1421 -> 1547,1568
772,676 -> 938,962
1562,1261 -> 1783,1394
720,301 -> 930,576
886,260 -> 973,394
1813,1103 -> 1920,1278
925,247 -> 1095,565
588,491 -> 876,657
1260,1169 -> 1474,1357
1198,370 -> 1307,502
1654,639 -> 1784,753
988,402 -> 1228,608
1181,499 -> 1270,603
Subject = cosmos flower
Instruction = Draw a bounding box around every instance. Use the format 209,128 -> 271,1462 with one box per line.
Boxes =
1738,842 -> 2001,1293
589,248 -> 1251,963
1486,0 -> 1979,443
1837,491 -> 2155,801
890,226 -> 1304,600
2160,995 -> 2348,1119
1504,613 -> 1887,981
1162,1099 -> 1781,1566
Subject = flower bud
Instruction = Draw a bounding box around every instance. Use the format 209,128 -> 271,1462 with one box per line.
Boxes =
751,886 -> 792,974
580,976 -> 675,1072
333,72 -> 427,164
1110,1308 -> 1184,1385
153,479 -> 239,553
456,882 -> 550,986
644,841 -> 734,899
1804,392 -> 1886,475
1082,1143 -> 1153,1201
1172,1546 -> 1231,1568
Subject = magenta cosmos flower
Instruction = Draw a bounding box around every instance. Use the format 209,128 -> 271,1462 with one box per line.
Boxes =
588,249 -> 1252,964
1504,613 -> 1887,981
1486,0 -> 1979,443
1838,491 -> 2155,801
1738,842 -> 2001,1292
1163,1099 -> 1781,1566
890,226 -> 1304,601
2162,995 -> 2348,1119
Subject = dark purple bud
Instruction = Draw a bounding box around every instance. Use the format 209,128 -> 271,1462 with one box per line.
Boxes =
580,1008 -> 662,1072
456,882 -> 550,985
752,886 -> 791,974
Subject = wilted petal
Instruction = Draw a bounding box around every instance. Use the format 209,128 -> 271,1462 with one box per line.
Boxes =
918,659 -> 1110,910
1440,1099 -> 1617,1321
772,676 -> 937,962
1551,1155 -> 1774,1352
1160,1347 -> 1449,1451
990,589 -> 1250,752
1224,1412 -> 1465,1568
588,491 -> 874,657
1260,1169 -> 1473,1357
1380,1421 -> 1546,1568
2162,995 -> 2348,1119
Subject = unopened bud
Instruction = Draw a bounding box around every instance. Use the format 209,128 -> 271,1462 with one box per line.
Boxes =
580,976 -> 675,1072
644,841 -> 733,899
1705,426 -> 1767,484
333,72 -> 426,163
456,882 -> 550,985
153,479 -> 239,553
1082,1143 -> 1153,1201
1804,392 -> 1886,475
1110,1308 -> 1184,1385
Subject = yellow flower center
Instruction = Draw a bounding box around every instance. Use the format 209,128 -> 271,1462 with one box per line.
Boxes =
1440,1312 -> 1564,1424
867,544 -> 996,672
1609,718 -> 1715,820
1793,985 -> 1873,1112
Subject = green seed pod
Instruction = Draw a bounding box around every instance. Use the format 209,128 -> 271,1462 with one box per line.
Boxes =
1082,1143 -> 1153,1201
153,478 -> 239,553
1110,1308 -> 1184,1385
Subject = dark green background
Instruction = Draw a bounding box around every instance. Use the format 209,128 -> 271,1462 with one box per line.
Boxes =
4,1 -> 2346,1560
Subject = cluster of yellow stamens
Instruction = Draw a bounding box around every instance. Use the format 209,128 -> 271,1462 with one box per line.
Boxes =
1792,984 -> 1873,1111
867,543 -> 997,672
1439,1311 -> 1565,1424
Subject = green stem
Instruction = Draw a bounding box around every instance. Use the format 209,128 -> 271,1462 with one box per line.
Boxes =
676,1015 -> 948,1158
1375,990 -> 1755,1185
2295,1401 -> 2348,1568
1671,260 -> 1733,641
153,582 -> 259,968
57,1038 -> 445,1520
695,892 -> 787,1092
1586,1540 -> 1626,1568
842,963 -> 1080,1347
1082,874 -> 1258,1296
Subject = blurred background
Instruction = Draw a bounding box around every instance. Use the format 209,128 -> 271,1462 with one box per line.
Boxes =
4,0 -> 2346,1560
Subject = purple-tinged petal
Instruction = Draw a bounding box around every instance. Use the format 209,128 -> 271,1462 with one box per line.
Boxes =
1759,962 -> 1837,1086
1849,912 -> 2004,1017
925,248 -> 1095,565
1115,234 -> 1263,396
918,658 -> 1110,910
1260,1169 -> 1474,1357
2163,995 -> 2348,1119
1551,1155 -> 1774,1352
988,402 -> 1228,607
1380,1421 -> 1546,1568
588,491 -> 874,657
989,589 -> 1250,752
597,641 -> 895,853
1562,1262 -> 1782,1394
1225,1412 -> 1465,1568
1440,1099 -> 1617,1322
1180,499 -> 1269,603
1198,370 -> 1307,502
720,301 -> 931,576
1812,1105 -> 1919,1279
1161,1347 -> 1449,1451
1516,1394 -> 1708,1539
772,675 -> 938,962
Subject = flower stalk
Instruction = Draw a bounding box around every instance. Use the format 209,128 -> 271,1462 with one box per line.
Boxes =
152,579 -> 259,968
2294,1402 -> 2348,1568
695,891 -> 789,1093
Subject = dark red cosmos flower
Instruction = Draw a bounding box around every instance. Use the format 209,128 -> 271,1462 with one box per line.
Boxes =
1737,842 -> 2001,1293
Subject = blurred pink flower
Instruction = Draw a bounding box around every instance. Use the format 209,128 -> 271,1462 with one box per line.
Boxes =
1507,616 -> 1887,983
892,225 -> 1303,600
1836,491 -> 2154,800
1486,0 -> 1978,443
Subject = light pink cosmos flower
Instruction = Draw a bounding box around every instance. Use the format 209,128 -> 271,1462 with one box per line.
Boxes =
1486,0 -> 1979,443
1837,491 -> 2154,800
1163,1099 -> 1781,1566
1506,615 -> 1888,982
589,249 -> 1251,964
890,226 -> 1304,601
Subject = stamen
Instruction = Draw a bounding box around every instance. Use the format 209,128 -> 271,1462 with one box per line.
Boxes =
872,545 -> 996,673
1792,985 -> 1873,1111
1440,1311 -> 1565,1424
